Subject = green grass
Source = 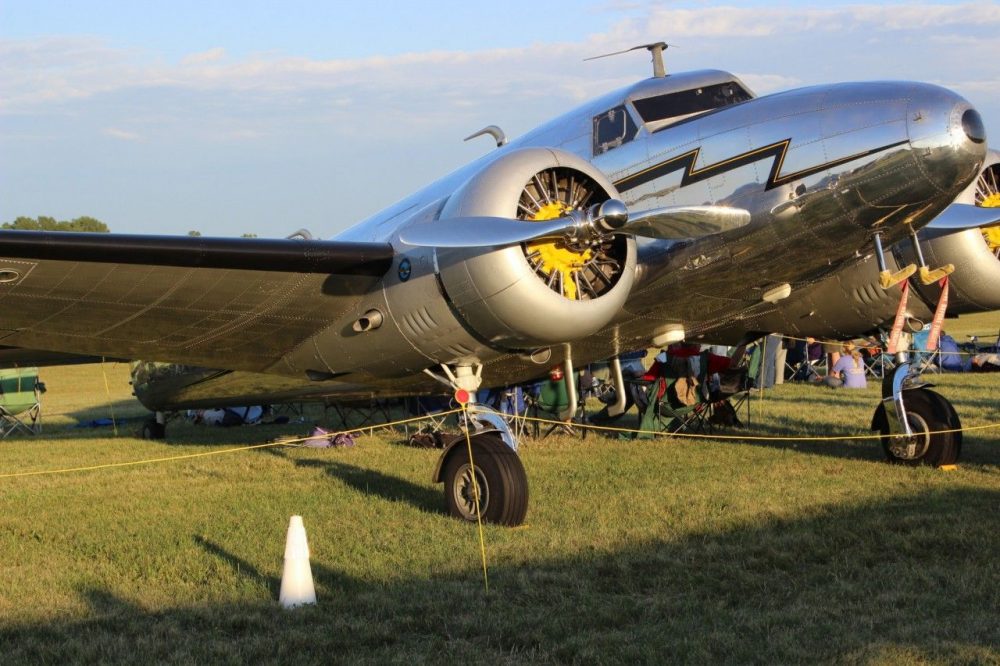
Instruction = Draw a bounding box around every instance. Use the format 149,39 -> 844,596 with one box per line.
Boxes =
1,319 -> 999,664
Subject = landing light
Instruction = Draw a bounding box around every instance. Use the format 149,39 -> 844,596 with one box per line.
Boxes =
652,325 -> 685,347
762,283 -> 792,304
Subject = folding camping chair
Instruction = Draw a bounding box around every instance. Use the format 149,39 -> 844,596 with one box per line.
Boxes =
728,343 -> 763,427
0,367 -> 44,438
630,351 -> 712,438
864,346 -> 896,379
911,329 -> 943,373
526,370 -> 591,439
477,385 -> 530,441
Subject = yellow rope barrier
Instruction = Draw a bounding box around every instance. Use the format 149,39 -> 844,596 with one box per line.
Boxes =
517,414 -> 1000,441
100,357 -> 119,437
0,440 -> 285,479
0,408 -> 464,480
777,331 -> 996,357
461,402 -> 490,593
0,403 -> 995,482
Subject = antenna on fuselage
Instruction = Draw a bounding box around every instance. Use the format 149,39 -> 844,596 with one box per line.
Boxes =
464,125 -> 507,148
584,41 -> 672,78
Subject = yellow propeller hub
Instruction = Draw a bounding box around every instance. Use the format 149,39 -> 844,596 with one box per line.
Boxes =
525,202 -> 591,300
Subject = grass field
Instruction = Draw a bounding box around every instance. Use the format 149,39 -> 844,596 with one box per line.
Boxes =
1,313 -> 998,664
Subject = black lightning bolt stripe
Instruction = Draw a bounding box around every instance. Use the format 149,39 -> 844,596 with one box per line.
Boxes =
613,138 -> 909,193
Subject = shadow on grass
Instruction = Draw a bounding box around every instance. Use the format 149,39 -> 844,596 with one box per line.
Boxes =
193,536 -> 365,598
281,452 -> 443,516
581,410 -> 883,463
194,536 -> 280,596
699,414 -> 1000,467
3,487 -> 998,663
703,416 -> 884,462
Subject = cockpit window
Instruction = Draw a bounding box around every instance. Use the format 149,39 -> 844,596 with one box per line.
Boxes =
632,82 -> 752,125
593,105 -> 638,156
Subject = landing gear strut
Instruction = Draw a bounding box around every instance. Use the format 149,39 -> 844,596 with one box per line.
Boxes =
871,362 -> 962,466
424,363 -> 529,526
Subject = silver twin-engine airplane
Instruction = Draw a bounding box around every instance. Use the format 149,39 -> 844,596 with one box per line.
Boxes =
2,48 -> 999,525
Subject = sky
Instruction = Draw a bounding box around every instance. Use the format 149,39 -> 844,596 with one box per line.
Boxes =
2,0 -> 999,237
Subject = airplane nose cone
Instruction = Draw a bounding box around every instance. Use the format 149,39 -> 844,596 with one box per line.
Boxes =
907,84 -> 987,195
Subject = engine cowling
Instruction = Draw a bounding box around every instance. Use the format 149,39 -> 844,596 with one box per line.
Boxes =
434,147 -> 636,349
898,149 -> 1000,313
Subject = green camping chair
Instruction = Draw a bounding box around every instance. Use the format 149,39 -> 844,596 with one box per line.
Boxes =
0,367 -> 44,438
528,374 -> 588,439
729,343 -> 763,426
633,351 -> 712,439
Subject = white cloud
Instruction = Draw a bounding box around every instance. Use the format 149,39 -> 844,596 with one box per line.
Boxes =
180,47 -> 226,66
735,73 -> 802,95
951,79 -> 1000,95
102,127 -> 141,141
631,2 -> 1000,38
3,3 -> 995,118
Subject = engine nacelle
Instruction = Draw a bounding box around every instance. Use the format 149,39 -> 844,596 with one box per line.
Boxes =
434,148 -> 636,349
897,150 -> 1000,313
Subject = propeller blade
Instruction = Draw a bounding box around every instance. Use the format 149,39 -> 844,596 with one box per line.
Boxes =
397,202 -> 751,248
926,203 -> 1000,231
398,215 -> 573,248
622,206 -> 751,239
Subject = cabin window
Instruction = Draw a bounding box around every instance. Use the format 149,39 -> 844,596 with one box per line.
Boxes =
632,82 -> 752,125
592,105 -> 638,156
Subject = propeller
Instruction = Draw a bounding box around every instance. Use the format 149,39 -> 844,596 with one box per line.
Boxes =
925,203 -> 1000,231
397,199 -> 751,248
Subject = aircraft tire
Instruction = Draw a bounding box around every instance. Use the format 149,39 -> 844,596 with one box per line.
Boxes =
442,433 -> 528,526
141,418 -> 166,440
876,388 -> 960,466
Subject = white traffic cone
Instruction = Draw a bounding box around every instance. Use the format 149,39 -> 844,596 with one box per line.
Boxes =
278,515 -> 316,608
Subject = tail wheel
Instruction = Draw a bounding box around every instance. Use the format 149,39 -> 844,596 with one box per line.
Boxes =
876,388 -> 961,467
518,167 -> 627,301
442,433 -> 528,526
973,162 -> 1000,258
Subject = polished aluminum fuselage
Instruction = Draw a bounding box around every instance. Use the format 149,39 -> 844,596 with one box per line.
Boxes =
135,71 -> 986,408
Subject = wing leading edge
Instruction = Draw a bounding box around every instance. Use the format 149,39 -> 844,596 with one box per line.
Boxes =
0,231 -> 394,274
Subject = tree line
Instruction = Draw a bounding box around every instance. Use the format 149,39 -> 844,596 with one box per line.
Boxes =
3,217 -> 260,237
2,216 -> 109,232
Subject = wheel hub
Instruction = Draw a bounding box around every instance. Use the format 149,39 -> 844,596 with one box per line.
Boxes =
888,412 -> 931,460
452,462 -> 489,519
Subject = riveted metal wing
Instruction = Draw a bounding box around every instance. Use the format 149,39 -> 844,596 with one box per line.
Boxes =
0,231 -> 394,372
